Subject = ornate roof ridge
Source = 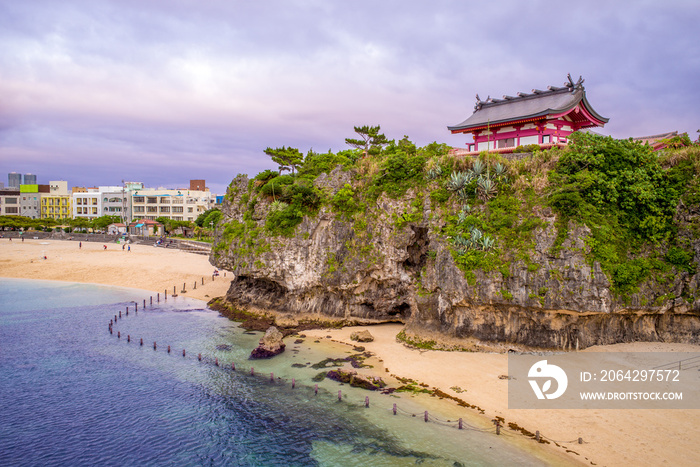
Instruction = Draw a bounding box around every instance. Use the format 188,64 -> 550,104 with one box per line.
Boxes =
474,74 -> 585,113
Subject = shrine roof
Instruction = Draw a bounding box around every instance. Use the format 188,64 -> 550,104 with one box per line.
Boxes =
448,75 -> 609,132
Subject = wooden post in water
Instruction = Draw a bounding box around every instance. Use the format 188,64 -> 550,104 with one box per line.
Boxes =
338,390 -> 342,402
458,418 -> 463,429
251,367 -> 254,376
393,403 -> 397,415
535,431 -> 540,442
198,353 -> 202,361
578,437 -> 583,444
150,296 -> 153,305
173,286 -> 176,294
167,345 -> 171,354
117,331 -> 120,339
292,378 -> 295,389
183,349 -> 186,357
135,302 -> 137,311
215,358 -> 218,366
193,282 -> 196,290
365,396 -> 369,408
153,342 -> 157,350
119,310 -> 122,318
496,422 -> 501,435
201,277 -> 204,285
314,384 -> 318,395
424,411 -> 428,423
232,362 -> 236,371
127,335 -> 130,343
270,372 -> 274,382
140,338 -> 143,346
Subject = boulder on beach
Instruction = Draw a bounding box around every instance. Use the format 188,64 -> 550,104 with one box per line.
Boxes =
250,326 -> 286,359
325,368 -> 386,390
350,330 -> 374,343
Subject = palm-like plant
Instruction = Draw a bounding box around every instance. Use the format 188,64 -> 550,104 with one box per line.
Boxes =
494,162 -> 507,178
447,171 -> 471,192
426,165 -> 443,181
477,176 -> 498,201
471,159 -> 485,177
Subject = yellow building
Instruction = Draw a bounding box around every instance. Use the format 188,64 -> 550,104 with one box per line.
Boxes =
40,181 -> 72,220
41,196 -> 72,219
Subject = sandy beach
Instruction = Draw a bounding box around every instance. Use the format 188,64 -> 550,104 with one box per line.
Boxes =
2,238 -> 699,466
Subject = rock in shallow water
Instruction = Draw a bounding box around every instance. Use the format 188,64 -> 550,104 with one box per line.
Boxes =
250,326 -> 286,359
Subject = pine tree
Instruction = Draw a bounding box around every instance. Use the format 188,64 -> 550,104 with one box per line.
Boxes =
264,146 -> 304,175
345,125 -> 389,156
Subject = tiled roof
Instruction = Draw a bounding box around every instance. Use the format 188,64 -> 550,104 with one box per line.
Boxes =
448,75 -> 609,132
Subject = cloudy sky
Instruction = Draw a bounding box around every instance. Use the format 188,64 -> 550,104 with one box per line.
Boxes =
1,0 -> 698,195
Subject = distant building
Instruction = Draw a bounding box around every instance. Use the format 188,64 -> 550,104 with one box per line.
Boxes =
8,173 -> 22,188
632,131 -> 679,151
190,179 -> 206,191
40,181 -> 71,220
19,184 -> 44,219
0,190 -> 20,216
24,174 -> 37,185
107,223 -> 128,235
72,186 -> 129,221
128,219 -> 163,236
448,74 -> 609,154
131,182 -> 214,223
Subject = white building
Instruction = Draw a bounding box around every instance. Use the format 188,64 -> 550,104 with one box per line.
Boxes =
131,188 -> 214,222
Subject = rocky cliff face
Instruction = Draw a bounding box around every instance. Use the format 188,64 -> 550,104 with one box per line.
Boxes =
212,167 -> 700,350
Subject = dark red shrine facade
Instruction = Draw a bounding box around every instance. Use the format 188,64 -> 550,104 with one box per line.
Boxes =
448,75 -> 609,154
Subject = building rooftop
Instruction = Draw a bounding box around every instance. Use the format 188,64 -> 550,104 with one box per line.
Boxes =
448,75 -> 609,133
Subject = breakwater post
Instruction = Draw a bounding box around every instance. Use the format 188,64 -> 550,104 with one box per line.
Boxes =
393,403 -> 397,415
338,390 -> 342,402
140,338 -> 143,346
183,349 -> 186,357
365,396 -> 369,408
270,372 -> 274,382
232,362 -> 235,371
250,367 -> 255,376
459,418 -> 463,430
314,384 -> 318,395
424,411 -> 428,423
153,342 -> 157,350
292,378 -> 295,389
167,345 -> 171,354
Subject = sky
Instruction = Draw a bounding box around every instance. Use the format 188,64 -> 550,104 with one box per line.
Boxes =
1,0 -> 699,195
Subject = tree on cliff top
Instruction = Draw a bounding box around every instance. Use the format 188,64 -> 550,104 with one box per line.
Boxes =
345,125 -> 389,156
264,146 -> 304,175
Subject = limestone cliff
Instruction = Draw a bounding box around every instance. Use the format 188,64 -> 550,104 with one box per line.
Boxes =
211,142 -> 700,350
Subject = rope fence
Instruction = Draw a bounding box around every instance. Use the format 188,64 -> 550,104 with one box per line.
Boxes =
107,293 -> 586,446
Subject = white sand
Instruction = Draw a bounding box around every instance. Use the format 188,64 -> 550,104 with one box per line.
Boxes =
2,237 -> 699,466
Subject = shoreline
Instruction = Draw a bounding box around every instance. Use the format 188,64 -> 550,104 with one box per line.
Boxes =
2,238 -> 699,466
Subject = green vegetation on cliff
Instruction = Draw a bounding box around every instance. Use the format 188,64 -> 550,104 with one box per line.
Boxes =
214,127 -> 699,303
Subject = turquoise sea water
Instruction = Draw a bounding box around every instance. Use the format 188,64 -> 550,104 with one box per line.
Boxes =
0,278 -> 548,466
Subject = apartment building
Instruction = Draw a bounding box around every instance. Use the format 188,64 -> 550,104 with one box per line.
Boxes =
0,190 -> 20,215
40,181 -> 71,220
131,188 -> 214,222
19,184 -> 49,219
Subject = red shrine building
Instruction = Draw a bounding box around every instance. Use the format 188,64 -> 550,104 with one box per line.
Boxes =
448,75 -> 609,154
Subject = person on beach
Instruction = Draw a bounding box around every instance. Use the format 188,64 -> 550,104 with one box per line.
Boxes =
128,245 -> 131,252
79,241 -> 82,249
122,244 -> 125,250
103,245 -> 107,250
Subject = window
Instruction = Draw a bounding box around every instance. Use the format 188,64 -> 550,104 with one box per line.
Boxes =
147,206 -> 158,213
542,135 -> 551,144
147,197 -> 157,204
6,207 -> 18,213
6,198 -> 17,204
188,207 -> 193,213
133,196 -> 144,203
172,206 -> 183,213
134,206 -> 145,213
497,138 -> 515,149
160,206 -> 170,213
92,207 -> 98,214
